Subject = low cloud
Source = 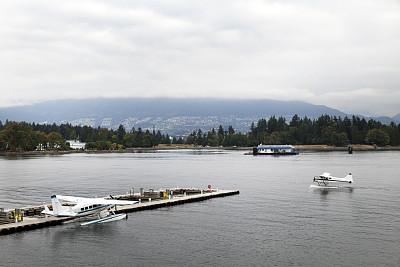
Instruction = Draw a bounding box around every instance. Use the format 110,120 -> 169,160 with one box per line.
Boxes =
0,0 -> 399,116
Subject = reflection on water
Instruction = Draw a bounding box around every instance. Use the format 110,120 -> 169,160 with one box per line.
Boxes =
312,186 -> 354,197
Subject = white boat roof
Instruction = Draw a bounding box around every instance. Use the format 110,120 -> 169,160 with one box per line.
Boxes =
257,144 -> 295,149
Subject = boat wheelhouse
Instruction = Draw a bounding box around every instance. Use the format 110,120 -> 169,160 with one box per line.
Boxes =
253,144 -> 298,155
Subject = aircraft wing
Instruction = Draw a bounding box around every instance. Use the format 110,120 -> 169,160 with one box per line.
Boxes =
88,198 -> 139,205
56,195 -> 89,203
56,195 -> 138,205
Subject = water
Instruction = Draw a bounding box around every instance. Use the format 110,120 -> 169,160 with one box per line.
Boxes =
0,150 -> 399,266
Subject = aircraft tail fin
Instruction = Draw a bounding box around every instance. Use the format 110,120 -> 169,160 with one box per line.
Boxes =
345,173 -> 353,183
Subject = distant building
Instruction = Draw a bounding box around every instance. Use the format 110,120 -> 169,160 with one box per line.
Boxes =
67,140 -> 86,149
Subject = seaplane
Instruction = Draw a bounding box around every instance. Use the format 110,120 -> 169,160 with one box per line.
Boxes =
310,172 -> 353,189
42,195 -> 139,226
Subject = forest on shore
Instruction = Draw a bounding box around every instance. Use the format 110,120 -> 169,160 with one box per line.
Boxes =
0,114 -> 399,152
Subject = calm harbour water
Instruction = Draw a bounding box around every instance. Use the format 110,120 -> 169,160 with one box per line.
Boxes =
0,150 -> 399,266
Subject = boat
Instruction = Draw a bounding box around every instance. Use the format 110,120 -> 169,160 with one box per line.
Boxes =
310,172 -> 353,188
253,144 -> 298,155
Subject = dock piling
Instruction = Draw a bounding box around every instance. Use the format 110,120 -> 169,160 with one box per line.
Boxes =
140,188 -> 144,197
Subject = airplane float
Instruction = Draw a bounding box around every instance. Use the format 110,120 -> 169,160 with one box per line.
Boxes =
42,195 -> 139,226
310,172 -> 353,188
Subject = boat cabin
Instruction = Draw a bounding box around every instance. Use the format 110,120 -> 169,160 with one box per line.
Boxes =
253,144 -> 298,155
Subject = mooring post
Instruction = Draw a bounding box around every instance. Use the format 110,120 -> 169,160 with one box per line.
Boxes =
348,145 -> 353,154
166,189 -> 171,199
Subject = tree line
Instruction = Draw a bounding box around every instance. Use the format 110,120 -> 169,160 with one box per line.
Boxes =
0,114 -> 399,152
0,121 -> 172,152
246,115 -> 400,147
182,115 -> 400,147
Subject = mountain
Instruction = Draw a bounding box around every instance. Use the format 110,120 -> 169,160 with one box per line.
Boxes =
0,98 -> 396,136
369,116 -> 399,125
393,113 -> 400,122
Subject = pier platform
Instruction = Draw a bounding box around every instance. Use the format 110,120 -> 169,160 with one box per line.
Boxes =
0,188 -> 239,235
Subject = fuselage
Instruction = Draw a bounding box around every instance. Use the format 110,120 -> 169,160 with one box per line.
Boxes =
313,173 -> 353,185
43,195 -> 138,218
72,204 -> 113,217
48,204 -> 114,217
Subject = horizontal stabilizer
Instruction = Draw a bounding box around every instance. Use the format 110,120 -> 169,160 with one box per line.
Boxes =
41,203 -> 53,215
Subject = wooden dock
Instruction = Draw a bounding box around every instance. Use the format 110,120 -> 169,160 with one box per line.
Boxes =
0,188 -> 239,235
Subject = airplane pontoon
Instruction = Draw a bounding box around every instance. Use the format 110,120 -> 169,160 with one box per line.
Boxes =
310,172 -> 353,188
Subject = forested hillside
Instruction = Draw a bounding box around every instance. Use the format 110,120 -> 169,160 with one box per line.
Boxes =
0,114 -> 399,152
0,98 -> 351,135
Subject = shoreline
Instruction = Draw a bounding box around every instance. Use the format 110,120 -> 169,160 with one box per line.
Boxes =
1,145 -> 400,155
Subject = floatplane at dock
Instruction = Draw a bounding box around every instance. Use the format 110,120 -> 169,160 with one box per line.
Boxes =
310,172 -> 353,189
42,195 -> 139,226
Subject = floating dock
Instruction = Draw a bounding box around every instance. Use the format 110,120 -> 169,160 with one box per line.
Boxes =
0,188 -> 239,235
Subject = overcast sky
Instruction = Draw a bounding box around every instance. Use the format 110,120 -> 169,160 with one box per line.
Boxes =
1,0 -> 399,116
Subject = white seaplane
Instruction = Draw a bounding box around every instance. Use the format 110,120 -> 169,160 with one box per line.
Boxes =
42,195 -> 139,226
310,172 -> 353,188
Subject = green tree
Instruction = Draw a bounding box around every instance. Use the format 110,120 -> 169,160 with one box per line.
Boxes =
265,131 -> 282,144
267,116 -> 277,134
386,123 -> 400,146
32,131 -> 48,150
222,134 -> 248,147
330,132 -> 349,146
208,135 -> 220,147
218,125 -> 224,144
321,126 -> 335,145
47,132 -> 64,149
186,135 -> 195,145
350,126 -> 363,144
85,142 -> 97,150
366,129 -> 390,146
117,124 -> 126,144
0,121 -> 35,151
290,115 -> 300,127
123,133 -> 137,147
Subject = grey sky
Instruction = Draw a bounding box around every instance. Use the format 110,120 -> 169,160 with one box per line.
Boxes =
1,0 -> 399,116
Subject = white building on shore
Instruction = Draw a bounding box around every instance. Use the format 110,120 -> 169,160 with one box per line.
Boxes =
67,140 -> 86,150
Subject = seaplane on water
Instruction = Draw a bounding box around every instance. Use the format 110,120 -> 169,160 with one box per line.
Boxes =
310,172 -> 353,188
42,195 -> 139,226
